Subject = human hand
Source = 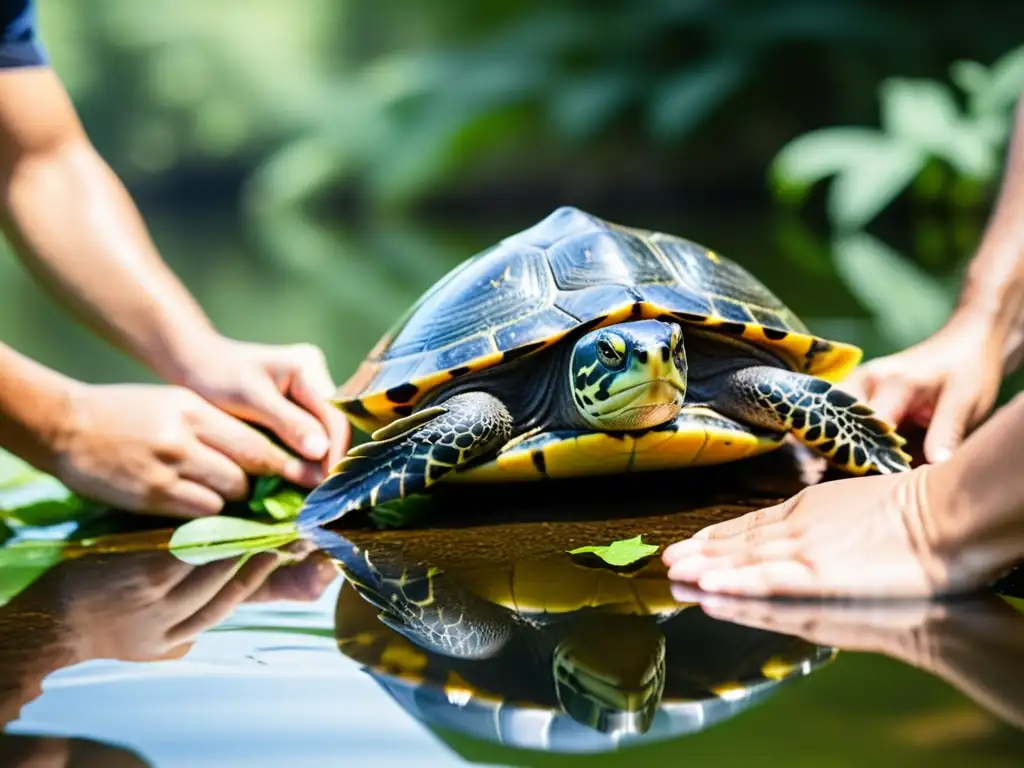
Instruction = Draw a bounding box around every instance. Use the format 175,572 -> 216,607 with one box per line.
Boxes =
171,337 -> 350,471
661,468 -> 978,598
843,313 -> 1005,463
52,383 -> 325,517
59,546 -> 336,662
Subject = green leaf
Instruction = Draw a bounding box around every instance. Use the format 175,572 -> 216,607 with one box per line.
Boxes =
827,144 -> 925,230
0,540 -> 66,606
832,233 -> 955,349
772,127 -> 892,188
974,44 -> 1024,115
248,475 -> 283,513
950,60 -> 990,97
567,535 -> 660,567
169,517 -> 298,566
880,78 -> 961,150
262,489 -> 306,521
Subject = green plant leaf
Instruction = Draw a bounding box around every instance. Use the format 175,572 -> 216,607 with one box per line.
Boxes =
262,489 -> 306,521
771,127 -> 891,189
880,78 -> 960,149
169,517 -> 298,566
249,476 -> 283,513
950,60 -> 990,98
0,540 -> 66,606
832,233 -> 955,349
974,44 -> 1024,115
827,144 -> 925,230
567,535 -> 659,567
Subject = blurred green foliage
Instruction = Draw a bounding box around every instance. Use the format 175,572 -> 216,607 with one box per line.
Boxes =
772,45 -> 1024,231
37,0 -> 1024,214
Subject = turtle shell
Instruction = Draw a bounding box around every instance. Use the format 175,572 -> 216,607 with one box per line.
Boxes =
337,206 -> 860,432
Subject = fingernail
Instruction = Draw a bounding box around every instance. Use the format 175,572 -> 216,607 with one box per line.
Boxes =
668,558 -> 709,581
302,432 -> 330,459
932,447 -> 953,463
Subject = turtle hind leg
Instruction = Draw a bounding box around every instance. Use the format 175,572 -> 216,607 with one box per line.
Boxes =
297,392 -> 514,527
713,366 -> 912,475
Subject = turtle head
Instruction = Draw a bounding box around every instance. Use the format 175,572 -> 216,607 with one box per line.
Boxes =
570,320 -> 687,430
552,615 -> 667,736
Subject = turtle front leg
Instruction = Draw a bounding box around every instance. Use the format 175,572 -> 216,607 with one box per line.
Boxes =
712,367 -> 912,474
298,392 -> 514,527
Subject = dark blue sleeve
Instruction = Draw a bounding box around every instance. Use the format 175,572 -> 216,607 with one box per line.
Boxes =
0,0 -> 47,69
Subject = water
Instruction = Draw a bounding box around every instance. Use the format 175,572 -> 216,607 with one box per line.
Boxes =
1,204 -> 1022,766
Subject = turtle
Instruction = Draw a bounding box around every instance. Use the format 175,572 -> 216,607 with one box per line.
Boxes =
299,206 -> 910,527
319,526 -> 837,750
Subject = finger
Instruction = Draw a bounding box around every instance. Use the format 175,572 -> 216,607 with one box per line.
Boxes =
193,406 -> 323,488
698,560 -> 819,597
148,479 -> 225,518
667,535 -> 800,581
244,378 -> 332,462
288,370 -> 351,465
923,379 -> 978,463
865,379 -> 915,426
246,553 -> 338,603
840,368 -> 876,402
169,553 -> 282,642
680,499 -> 793,544
179,442 -> 250,502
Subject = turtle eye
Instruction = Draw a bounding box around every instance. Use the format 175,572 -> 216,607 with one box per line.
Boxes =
596,336 -> 625,369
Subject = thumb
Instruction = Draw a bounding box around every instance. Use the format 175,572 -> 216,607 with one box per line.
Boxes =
924,379 -> 977,463
242,378 -> 331,461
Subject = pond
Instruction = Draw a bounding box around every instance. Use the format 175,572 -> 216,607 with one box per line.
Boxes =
1,204 -> 1022,766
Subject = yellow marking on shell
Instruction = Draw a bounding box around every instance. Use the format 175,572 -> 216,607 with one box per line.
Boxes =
710,682 -> 748,701
443,672 -> 477,706
380,641 -> 429,675
340,299 -> 863,431
455,560 -> 683,615
706,250 -> 721,264
760,656 -> 800,681
448,407 -> 785,483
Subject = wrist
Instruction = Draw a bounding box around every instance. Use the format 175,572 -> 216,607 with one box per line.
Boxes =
956,247 -> 1024,372
0,346 -> 82,475
922,395 -> 1024,587
147,324 -> 225,388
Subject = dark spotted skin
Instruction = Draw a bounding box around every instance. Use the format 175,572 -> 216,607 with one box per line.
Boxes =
711,366 -> 911,474
299,392 -> 514,527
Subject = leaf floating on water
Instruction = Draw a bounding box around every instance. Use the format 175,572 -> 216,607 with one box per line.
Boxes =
567,535 -> 660,567
169,516 -> 299,566
0,540 -> 67,606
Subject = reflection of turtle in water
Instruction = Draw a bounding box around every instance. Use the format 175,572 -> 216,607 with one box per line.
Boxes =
301,206 -> 909,526
317,527 -> 835,752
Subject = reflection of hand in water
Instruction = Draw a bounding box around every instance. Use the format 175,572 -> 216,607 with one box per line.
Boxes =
0,544 -> 336,726
0,734 -> 150,768
674,588 -> 1024,730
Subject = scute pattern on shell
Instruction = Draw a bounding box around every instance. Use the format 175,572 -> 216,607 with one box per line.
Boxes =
336,207 -> 860,431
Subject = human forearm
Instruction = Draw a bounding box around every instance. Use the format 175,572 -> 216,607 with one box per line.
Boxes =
0,341 -> 76,474
954,97 -> 1024,370
926,391 -> 1024,578
1,138 -> 217,383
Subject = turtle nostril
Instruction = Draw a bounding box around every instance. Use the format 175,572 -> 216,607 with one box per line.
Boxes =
636,349 -> 648,364
660,346 -> 670,362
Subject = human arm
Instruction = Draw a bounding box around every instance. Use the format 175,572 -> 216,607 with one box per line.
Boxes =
845,95 -> 1024,461
661,391 -> 1024,598
0,66 -> 348,464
